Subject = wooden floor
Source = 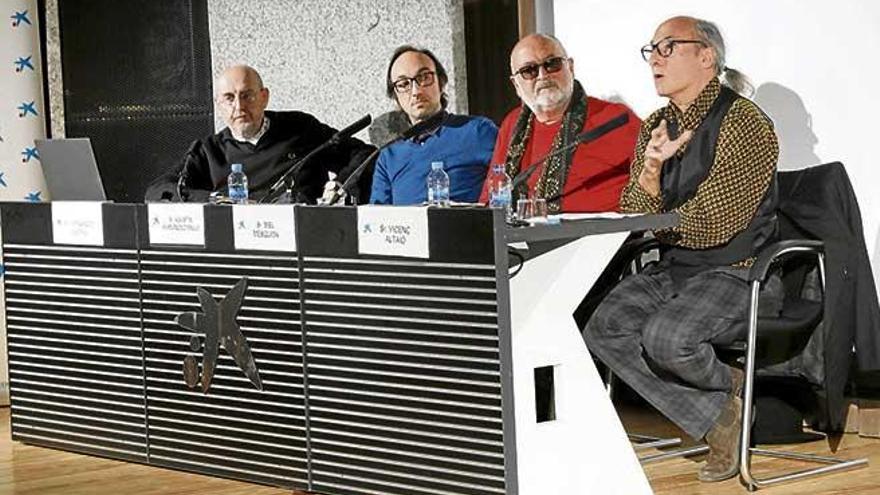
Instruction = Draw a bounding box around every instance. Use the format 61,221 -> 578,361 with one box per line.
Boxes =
623,404 -> 880,494
2,405 -> 879,494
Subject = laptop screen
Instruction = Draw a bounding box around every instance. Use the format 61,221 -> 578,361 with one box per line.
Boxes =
35,138 -> 107,201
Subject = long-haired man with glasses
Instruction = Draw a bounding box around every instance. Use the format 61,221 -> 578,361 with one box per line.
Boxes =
583,16 -> 780,482
145,65 -> 375,203
480,34 -> 641,213
370,46 -> 497,205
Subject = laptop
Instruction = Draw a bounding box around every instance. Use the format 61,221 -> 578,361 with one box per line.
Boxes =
35,138 -> 107,201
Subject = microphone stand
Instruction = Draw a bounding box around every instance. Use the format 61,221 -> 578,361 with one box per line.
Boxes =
176,172 -> 189,202
510,112 -> 630,191
329,147 -> 380,205
510,137 -> 589,191
174,141 -> 201,202
327,111 -> 447,206
260,139 -> 336,204
261,114 -> 372,204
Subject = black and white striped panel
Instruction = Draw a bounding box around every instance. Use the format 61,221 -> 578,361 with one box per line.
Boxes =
3,244 -> 147,462
139,249 -> 306,489
301,256 -> 506,495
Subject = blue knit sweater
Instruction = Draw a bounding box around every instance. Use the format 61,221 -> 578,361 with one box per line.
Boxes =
370,114 -> 498,205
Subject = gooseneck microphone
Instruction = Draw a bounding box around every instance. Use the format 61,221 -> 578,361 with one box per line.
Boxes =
176,171 -> 187,201
329,114 -> 373,144
261,114 -> 372,204
329,111 -> 448,205
510,112 -> 630,191
174,140 -> 200,202
396,110 -> 447,142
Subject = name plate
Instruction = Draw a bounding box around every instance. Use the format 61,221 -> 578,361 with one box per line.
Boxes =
357,205 -> 429,259
51,201 -> 104,246
233,205 -> 296,251
148,203 -> 205,245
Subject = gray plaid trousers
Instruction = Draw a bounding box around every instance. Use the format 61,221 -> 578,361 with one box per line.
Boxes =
582,267 -> 748,439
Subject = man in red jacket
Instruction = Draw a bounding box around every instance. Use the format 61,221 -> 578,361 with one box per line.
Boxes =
481,34 -> 641,213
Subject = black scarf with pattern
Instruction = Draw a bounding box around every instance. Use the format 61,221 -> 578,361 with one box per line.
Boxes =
502,80 -> 589,213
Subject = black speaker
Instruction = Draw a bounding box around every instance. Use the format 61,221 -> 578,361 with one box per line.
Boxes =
58,0 -> 213,203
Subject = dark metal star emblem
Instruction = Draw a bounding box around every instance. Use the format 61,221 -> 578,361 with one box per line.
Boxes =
176,277 -> 262,394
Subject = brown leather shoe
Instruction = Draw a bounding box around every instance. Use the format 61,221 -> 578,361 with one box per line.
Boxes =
698,392 -> 743,482
729,366 -> 744,398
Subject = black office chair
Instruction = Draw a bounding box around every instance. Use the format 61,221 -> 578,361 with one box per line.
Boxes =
618,234 -> 867,488
603,163 -> 875,489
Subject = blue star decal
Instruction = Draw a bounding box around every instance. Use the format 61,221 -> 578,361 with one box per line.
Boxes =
18,101 -> 38,117
26,191 -> 41,202
21,147 -> 39,162
14,56 -> 34,72
0,172 -> 7,187
11,10 -> 31,27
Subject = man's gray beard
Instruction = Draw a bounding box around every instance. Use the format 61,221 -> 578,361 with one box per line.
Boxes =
526,87 -> 571,115
232,124 -> 259,141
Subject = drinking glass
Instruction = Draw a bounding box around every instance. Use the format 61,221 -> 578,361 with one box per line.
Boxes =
516,198 -> 534,221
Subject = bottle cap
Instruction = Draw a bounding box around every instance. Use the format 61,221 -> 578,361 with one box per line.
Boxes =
231,163 -> 243,173
431,161 -> 444,171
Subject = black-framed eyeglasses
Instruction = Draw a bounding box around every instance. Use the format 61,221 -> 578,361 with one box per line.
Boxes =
392,71 -> 437,94
640,39 -> 706,62
510,56 -> 569,81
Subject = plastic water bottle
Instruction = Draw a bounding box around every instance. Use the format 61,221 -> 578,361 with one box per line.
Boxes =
227,163 -> 248,204
487,164 -> 513,220
426,161 -> 450,207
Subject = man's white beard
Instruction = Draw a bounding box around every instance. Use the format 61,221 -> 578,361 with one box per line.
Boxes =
526,86 -> 571,115
233,123 -> 259,141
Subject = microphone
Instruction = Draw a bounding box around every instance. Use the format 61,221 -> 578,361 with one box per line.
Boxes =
397,110 -> 446,141
329,114 -> 372,144
262,114 -> 372,203
175,140 -> 200,202
510,112 -> 630,191
175,171 -> 187,201
328,111 -> 447,205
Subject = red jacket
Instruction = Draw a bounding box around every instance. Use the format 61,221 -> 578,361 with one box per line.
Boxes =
480,97 -> 641,212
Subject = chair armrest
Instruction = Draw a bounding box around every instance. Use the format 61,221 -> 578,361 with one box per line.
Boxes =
748,239 -> 824,282
619,236 -> 661,262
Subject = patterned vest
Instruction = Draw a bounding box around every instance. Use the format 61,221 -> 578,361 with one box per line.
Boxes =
659,86 -> 778,281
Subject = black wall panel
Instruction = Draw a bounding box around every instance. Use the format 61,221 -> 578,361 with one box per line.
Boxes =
58,0 -> 214,202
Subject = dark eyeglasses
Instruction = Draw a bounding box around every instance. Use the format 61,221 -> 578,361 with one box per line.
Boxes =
640,39 -> 706,62
510,56 -> 569,81
391,71 -> 436,94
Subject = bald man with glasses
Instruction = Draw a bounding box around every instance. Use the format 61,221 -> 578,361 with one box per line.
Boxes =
145,65 -> 375,203
369,45 -> 497,205
480,34 -> 641,213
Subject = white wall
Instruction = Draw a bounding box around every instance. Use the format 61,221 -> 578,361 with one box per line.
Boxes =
555,0 -> 880,294
1,0 -> 49,406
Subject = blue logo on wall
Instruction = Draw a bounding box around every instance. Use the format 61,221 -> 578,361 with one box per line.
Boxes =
17,101 -> 37,117
21,147 -> 38,162
14,56 -> 35,72
25,191 -> 41,202
11,10 -> 31,27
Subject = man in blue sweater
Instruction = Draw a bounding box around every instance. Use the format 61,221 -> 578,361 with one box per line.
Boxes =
370,46 -> 498,205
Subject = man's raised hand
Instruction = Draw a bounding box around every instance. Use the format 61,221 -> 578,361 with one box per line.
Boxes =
638,119 -> 693,198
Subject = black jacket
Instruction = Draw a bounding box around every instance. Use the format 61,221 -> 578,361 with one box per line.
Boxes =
776,162 -> 880,429
144,110 -> 376,203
